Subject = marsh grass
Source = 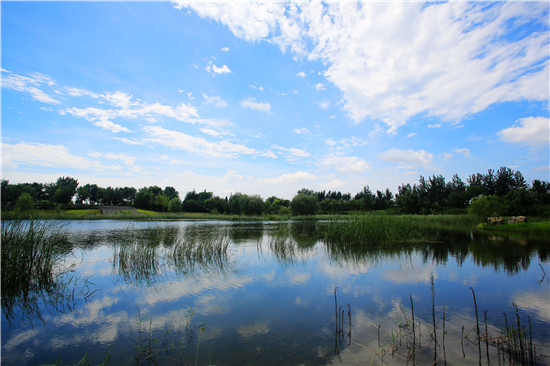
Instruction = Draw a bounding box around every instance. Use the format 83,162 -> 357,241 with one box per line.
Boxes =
323,214 -> 479,248
112,225 -> 231,285
170,225 -> 230,274
1,218 -> 93,322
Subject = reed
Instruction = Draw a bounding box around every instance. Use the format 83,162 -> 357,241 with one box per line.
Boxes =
322,214 -> 443,247
470,286 -> 482,366
1,218 -> 81,321
112,225 -> 231,284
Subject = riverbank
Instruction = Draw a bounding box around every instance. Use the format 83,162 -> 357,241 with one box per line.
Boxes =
477,219 -> 550,240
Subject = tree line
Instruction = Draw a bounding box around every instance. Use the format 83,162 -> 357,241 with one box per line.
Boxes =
2,167 -> 549,217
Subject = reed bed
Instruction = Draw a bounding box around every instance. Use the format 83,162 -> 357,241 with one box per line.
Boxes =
322,214 -> 439,247
1,219 -> 82,321
112,225 -> 231,284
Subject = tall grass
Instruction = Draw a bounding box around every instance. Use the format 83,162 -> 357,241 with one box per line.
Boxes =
1,219 -> 81,321
322,214 -> 479,248
111,225 -> 231,285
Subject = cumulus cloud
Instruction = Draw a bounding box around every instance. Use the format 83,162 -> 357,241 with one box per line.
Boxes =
319,155 -> 369,173
262,171 -> 316,185
378,148 -> 433,169
296,71 -> 306,77
205,61 -> 231,75
240,97 -> 271,112
497,116 -> 550,147
176,2 -> 549,132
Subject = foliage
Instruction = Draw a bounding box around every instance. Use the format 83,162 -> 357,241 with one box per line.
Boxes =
2,166 -> 549,217
14,192 -> 35,211
468,195 -> 505,219
134,186 -> 171,212
228,193 -> 264,216
290,194 -> 318,215
168,197 -> 183,212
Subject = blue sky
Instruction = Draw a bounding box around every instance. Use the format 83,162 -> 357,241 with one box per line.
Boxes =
2,1 -> 549,199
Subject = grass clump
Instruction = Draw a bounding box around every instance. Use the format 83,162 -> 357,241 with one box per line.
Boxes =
322,214 -> 474,247
1,218 -> 80,321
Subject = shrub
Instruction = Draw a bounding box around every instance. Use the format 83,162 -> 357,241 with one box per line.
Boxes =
14,192 -> 34,212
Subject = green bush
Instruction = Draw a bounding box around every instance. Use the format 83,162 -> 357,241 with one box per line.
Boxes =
468,195 -> 505,219
290,194 -> 318,215
14,192 -> 34,212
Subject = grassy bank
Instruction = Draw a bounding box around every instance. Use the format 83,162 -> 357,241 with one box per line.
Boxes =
477,219 -> 550,239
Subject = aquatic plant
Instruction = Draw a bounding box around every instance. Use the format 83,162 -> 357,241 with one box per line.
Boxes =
1,219 -> 92,322
112,225 -> 231,285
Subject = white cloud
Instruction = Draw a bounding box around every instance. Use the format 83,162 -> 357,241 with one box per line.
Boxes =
2,71 -> 61,105
316,100 -> 330,110
293,128 -> 310,135
2,142 -> 96,170
178,2 -> 549,132
113,137 -> 143,145
319,155 -> 369,173
240,97 -> 271,112
61,107 -> 131,133
314,82 -> 326,91
296,71 -> 306,77
61,91 -> 199,133
143,125 -> 256,158
205,61 -> 231,75
220,46 -> 230,52
88,152 -> 142,173
497,116 -> 550,147
378,148 -> 433,169
64,87 -> 99,98
262,171 -> 316,185
324,136 -> 368,150
272,145 -> 310,161
203,93 -> 228,107
321,179 -> 345,191
454,148 -> 473,159
428,124 -> 441,129
407,133 -> 417,138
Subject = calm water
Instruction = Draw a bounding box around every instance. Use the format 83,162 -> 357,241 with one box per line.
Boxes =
2,220 -> 549,365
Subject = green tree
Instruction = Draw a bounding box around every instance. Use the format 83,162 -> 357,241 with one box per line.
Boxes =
168,197 -> 183,212
164,186 -> 179,200
290,194 -> 318,215
468,195 -> 505,219
14,192 -> 34,211
53,177 -> 78,204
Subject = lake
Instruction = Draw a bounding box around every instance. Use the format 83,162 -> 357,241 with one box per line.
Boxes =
2,219 -> 549,365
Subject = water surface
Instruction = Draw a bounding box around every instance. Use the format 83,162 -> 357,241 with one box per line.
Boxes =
2,220 -> 549,365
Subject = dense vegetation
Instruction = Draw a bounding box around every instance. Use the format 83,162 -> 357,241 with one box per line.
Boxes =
2,167 -> 549,218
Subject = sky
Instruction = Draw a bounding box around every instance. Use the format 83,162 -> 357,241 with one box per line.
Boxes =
1,1 -> 549,200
